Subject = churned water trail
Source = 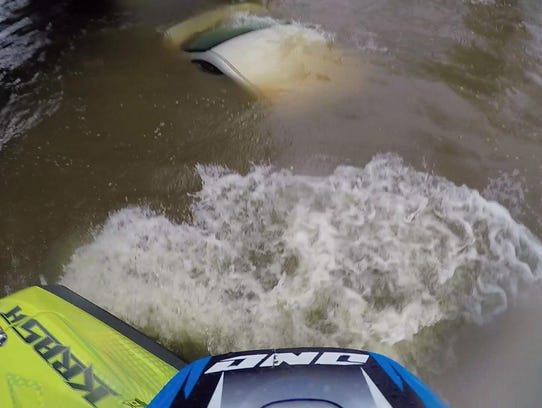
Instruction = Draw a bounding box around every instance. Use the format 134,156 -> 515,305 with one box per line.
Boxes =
61,154 -> 542,371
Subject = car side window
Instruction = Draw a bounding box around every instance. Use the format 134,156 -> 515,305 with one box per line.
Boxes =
192,60 -> 224,76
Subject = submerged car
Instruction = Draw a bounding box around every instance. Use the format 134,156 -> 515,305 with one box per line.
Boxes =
164,4 -> 365,104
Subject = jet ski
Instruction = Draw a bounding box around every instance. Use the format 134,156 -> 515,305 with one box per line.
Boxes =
0,285 -> 184,407
0,285 -> 446,407
149,347 -> 447,408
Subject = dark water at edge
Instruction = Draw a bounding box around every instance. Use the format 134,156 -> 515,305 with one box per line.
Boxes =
0,0 -> 123,150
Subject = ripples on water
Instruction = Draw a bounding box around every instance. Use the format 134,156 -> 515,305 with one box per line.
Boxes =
0,0 -> 122,150
1,0 -> 58,149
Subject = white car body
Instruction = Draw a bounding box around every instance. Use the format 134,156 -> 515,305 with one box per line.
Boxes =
165,4 -> 365,104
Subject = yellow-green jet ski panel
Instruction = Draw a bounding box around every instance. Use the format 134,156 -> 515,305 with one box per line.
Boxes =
0,286 -> 183,408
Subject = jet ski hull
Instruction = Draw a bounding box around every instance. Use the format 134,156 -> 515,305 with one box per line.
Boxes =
0,285 -> 184,408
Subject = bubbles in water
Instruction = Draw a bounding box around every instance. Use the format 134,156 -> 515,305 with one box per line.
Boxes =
483,169 -> 526,219
224,9 -> 335,43
350,31 -> 388,53
61,154 -> 542,368
226,11 -> 281,29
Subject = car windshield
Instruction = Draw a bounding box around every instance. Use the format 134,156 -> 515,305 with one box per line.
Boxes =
182,21 -> 276,52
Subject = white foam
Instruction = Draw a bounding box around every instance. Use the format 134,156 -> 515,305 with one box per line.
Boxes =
61,154 -> 542,367
225,12 -> 282,29
483,170 -> 526,219
225,11 -> 335,44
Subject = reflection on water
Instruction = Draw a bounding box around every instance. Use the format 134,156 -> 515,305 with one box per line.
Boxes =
422,0 -> 542,157
0,0 -> 121,150
433,288 -> 542,407
423,0 -> 529,96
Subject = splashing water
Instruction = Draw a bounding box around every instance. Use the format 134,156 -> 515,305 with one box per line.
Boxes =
61,154 -> 542,368
226,11 -> 281,29
226,11 -> 335,43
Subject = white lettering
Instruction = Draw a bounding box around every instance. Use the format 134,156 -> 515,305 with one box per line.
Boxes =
259,352 -> 319,368
204,351 -> 370,374
205,354 -> 268,374
315,352 -> 369,366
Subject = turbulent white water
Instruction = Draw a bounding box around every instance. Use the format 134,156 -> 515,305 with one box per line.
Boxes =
227,10 -> 335,42
61,154 -> 542,368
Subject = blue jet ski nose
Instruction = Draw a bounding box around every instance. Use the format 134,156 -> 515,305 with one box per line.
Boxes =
263,400 -> 341,407
148,347 -> 447,408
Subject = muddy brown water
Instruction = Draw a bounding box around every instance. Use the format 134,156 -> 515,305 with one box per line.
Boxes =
2,0 -> 542,406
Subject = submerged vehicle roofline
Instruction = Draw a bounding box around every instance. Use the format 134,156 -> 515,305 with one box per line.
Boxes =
188,50 -> 259,95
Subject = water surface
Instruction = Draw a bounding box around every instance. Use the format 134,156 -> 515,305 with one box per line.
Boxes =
2,0 -> 542,406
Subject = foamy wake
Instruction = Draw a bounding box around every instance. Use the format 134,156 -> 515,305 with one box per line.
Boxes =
226,11 -> 335,43
61,154 -> 542,368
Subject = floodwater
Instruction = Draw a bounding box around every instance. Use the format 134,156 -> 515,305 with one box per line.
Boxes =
2,0 -> 542,406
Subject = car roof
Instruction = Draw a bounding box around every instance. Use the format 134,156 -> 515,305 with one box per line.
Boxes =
182,20 -> 276,53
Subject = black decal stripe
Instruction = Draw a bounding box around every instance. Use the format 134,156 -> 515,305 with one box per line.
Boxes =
0,306 -> 117,406
0,311 -> 27,343
1,309 -> 65,348
41,285 -> 186,370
